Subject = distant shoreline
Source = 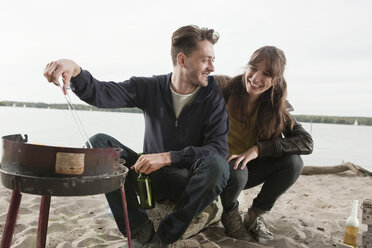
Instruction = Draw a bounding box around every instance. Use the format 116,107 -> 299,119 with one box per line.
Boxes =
2,100 -> 372,126
0,100 -> 141,114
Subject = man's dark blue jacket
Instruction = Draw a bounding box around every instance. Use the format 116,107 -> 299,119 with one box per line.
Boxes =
71,70 -> 229,167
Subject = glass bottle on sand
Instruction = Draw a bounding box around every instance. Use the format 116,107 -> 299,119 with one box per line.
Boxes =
343,200 -> 359,247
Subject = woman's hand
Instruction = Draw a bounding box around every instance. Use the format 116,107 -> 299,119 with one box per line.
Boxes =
228,145 -> 259,170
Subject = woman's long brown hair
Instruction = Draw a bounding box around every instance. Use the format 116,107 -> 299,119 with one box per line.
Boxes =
222,46 -> 294,141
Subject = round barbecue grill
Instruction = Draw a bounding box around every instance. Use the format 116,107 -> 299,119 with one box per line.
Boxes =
0,134 -> 133,248
0,134 -> 128,195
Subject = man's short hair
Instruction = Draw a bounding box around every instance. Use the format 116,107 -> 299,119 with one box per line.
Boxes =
171,25 -> 219,66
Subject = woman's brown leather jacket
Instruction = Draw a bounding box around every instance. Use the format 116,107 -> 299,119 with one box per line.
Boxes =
256,114 -> 314,158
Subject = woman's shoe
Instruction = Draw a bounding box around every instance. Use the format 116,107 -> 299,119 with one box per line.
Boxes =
221,208 -> 253,241
244,211 -> 274,244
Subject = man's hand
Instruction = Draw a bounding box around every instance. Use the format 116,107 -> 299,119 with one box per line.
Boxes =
43,59 -> 81,94
131,152 -> 172,174
228,145 -> 259,170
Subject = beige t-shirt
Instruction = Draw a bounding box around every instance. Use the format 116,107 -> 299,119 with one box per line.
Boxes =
170,85 -> 200,118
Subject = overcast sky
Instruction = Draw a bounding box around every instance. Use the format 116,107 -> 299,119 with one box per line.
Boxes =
1,0 -> 371,117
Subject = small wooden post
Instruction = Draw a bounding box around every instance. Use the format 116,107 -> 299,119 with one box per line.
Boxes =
362,199 -> 372,248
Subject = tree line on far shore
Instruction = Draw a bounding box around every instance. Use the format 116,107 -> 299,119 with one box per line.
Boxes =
0,101 -> 141,114
1,101 -> 371,126
294,115 -> 372,126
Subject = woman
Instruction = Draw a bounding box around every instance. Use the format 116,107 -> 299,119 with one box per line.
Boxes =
216,46 -> 313,244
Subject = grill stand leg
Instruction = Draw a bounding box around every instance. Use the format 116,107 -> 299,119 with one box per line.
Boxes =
1,189 -> 22,248
37,195 -> 51,248
121,185 -> 132,248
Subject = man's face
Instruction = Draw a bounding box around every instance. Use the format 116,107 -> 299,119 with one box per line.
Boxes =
184,40 -> 215,87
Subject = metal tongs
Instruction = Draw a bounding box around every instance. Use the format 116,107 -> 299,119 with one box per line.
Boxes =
57,79 -> 93,148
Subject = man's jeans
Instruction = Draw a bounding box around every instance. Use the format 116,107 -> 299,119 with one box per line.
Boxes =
88,133 -> 229,244
220,155 -> 304,213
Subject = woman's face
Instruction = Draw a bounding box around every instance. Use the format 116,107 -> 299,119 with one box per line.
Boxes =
244,61 -> 273,97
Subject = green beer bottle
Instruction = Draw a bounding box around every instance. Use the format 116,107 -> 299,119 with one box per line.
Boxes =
137,172 -> 155,209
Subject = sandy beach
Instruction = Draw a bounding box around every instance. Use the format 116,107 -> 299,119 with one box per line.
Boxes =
0,169 -> 371,248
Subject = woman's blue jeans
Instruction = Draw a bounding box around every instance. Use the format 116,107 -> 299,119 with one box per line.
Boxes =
88,133 -> 229,244
220,154 -> 304,213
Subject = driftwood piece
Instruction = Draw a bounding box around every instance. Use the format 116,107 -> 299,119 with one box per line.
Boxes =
302,162 -> 372,176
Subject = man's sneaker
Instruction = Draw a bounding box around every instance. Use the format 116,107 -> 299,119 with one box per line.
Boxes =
244,214 -> 274,244
143,232 -> 171,248
221,209 -> 252,241
123,220 -> 155,248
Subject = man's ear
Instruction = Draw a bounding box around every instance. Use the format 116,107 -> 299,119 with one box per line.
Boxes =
177,53 -> 187,68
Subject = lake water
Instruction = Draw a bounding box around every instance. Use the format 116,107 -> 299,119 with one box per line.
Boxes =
1,106 -> 371,171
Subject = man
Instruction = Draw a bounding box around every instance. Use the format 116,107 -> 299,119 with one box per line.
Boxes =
43,25 -> 229,248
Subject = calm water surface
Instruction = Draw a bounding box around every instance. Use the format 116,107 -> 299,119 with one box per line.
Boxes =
1,106 -> 371,170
